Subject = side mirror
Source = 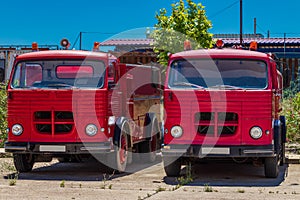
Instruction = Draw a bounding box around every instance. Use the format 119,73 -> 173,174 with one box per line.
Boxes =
108,81 -> 118,90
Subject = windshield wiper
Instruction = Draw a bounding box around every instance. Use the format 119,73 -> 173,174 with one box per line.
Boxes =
208,85 -> 244,90
173,82 -> 205,89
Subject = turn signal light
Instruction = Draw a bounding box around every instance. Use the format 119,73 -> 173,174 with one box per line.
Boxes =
184,40 -> 192,51
249,41 -> 258,51
32,42 -> 38,51
216,39 -> 224,49
93,42 -> 100,51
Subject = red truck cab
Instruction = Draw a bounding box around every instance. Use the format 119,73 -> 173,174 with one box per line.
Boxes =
162,43 -> 286,178
5,49 -> 162,173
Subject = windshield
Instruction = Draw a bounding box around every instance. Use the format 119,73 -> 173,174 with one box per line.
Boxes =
11,60 -> 106,89
168,59 -> 268,89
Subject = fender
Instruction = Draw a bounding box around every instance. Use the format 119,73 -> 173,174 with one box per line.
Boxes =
113,117 -> 130,147
280,115 -> 287,143
273,119 -> 281,154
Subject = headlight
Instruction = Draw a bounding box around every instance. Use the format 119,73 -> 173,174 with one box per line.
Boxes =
171,126 -> 183,138
85,124 -> 98,136
250,126 -> 263,139
12,124 -> 23,136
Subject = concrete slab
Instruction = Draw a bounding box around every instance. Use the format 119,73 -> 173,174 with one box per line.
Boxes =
286,154 -> 300,164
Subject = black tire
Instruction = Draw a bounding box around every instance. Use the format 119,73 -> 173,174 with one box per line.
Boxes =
280,116 -> 287,166
139,118 -> 160,163
264,156 -> 279,178
13,154 -> 35,173
58,155 -> 85,163
57,157 -> 69,163
163,157 -> 181,177
139,136 -> 158,163
280,143 -> 286,166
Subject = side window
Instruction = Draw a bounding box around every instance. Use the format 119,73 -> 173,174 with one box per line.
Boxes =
11,63 -> 42,88
12,64 -> 22,87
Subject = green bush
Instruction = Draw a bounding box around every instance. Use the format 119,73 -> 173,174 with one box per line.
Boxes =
0,83 -> 7,147
282,92 -> 300,143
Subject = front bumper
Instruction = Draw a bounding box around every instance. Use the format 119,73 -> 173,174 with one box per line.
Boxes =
162,144 -> 275,158
4,142 -> 112,154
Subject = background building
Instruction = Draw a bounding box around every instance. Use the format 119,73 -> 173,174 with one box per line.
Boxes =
100,35 -> 300,88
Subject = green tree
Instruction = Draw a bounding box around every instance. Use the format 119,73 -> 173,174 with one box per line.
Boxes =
152,0 -> 214,68
0,82 -> 7,147
282,92 -> 300,143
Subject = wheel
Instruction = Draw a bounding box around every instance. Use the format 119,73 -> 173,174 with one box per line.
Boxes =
264,156 -> 279,178
13,154 -> 35,172
163,157 -> 181,177
58,155 -> 87,163
280,143 -> 286,166
139,119 -> 160,163
108,130 -> 128,173
57,157 -> 69,163
139,135 -> 158,163
280,116 -> 287,166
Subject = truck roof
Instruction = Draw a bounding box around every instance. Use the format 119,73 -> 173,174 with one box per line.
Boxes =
15,50 -> 110,61
170,48 -> 271,60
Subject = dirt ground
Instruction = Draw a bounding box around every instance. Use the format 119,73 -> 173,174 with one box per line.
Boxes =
0,155 -> 300,200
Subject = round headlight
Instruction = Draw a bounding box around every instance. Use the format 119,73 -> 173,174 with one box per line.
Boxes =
171,126 -> 183,138
85,124 -> 98,136
250,126 -> 263,139
12,124 -> 23,136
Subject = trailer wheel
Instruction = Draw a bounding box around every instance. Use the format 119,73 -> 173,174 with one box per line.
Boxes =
264,156 -> 279,178
13,154 -> 35,173
139,123 -> 160,163
163,157 -> 181,177
139,136 -> 157,163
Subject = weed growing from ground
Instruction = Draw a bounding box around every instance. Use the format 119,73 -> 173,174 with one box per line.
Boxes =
204,183 -> 213,192
8,173 -> 18,186
60,180 -> 65,188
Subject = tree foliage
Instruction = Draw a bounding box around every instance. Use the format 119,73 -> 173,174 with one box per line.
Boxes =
0,83 -> 7,147
152,0 -> 214,67
282,92 -> 300,143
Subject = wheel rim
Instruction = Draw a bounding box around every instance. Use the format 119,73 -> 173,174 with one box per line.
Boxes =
119,134 -> 127,164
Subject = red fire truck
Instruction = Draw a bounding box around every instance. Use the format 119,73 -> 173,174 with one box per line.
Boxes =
162,40 -> 286,178
5,43 -> 162,173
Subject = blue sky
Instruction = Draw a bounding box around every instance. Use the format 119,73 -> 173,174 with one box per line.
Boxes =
0,0 -> 299,50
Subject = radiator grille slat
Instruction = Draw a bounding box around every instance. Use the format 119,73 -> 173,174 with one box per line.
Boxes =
34,111 -> 74,134
195,112 -> 238,136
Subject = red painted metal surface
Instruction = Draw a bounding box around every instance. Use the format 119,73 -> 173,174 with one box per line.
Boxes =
164,48 -> 280,147
6,50 -> 161,155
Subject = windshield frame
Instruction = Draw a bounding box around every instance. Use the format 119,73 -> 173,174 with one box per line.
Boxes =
10,59 -> 107,89
168,58 -> 269,90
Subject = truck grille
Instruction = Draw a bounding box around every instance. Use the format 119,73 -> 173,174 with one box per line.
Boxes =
34,111 -> 74,134
195,112 -> 238,136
